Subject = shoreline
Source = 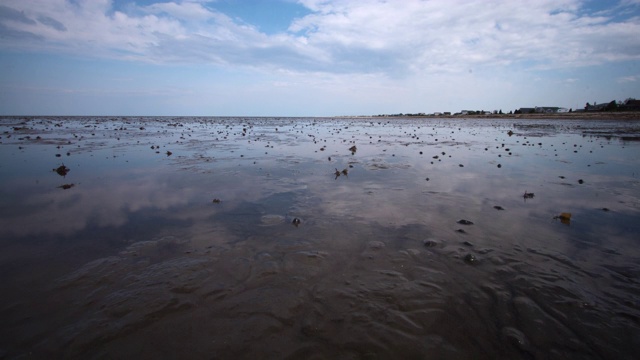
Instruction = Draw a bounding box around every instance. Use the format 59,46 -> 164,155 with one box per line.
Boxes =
362,111 -> 640,120
2,112 -> 640,120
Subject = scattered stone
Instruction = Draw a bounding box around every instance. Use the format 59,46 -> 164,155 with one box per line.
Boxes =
54,165 -> 70,177
463,241 -> 473,246
578,179 -> 584,184
291,217 -> 301,227
212,198 -> 221,203
166,151 -> 172,156
602,207 -> 610,212
423,239 -> 440,247
349,145 -> 357,153
523,191 -> 534,199
464,254 -> 477,264
493,206 -> 505,210
455,229 -> 467,234
58,184 -> 74,190
457,219 -> 474,225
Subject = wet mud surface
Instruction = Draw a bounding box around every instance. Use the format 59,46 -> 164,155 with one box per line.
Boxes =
1,116 -> 640,359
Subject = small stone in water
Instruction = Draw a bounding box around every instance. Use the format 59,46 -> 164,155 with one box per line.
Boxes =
423,239 -> 439,247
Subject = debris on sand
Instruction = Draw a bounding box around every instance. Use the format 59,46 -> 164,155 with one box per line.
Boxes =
349,145 -> 357,154
553,212 -> 572,225
334,168 -> 341,179
58,184 -> 74,190
54,164 -> 70,177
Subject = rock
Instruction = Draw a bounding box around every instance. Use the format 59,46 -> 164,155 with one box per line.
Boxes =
54,165 -> 70,176
464,254 -> 477,264
423,239 -> 440,247
457,219 -> 474,225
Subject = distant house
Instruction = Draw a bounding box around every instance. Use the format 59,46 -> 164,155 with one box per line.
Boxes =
620,99 -> 640,111
585,102 -> 609,111
535,106 -> 562,113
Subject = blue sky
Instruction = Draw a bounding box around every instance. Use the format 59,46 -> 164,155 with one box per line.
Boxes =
1,0 -> 639,116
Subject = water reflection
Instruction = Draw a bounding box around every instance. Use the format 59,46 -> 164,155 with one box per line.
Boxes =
1,116 -> 640,359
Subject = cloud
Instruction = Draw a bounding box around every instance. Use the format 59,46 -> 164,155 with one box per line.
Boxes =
617,75 -> 639,82
0,0 -> 639,77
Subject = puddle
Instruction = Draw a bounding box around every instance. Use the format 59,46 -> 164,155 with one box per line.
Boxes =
1,116 -> 640,359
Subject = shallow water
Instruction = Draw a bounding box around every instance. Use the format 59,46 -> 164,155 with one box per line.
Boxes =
1,116 -> 640,359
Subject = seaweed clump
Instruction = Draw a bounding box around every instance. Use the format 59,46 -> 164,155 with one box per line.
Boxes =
54,164 -> 70,177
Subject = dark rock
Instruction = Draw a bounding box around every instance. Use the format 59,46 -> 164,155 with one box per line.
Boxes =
464,254 -> 477,264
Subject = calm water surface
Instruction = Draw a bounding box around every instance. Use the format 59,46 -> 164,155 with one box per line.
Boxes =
1,116 -> 639,359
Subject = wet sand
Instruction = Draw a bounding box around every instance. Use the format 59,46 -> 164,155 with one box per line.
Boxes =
1,116 -> 639,359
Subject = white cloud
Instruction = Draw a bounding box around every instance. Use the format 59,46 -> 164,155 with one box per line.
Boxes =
617,75 -> 639,82
0,0 -> 639,77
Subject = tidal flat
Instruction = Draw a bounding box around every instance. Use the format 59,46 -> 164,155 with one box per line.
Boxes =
1,116 -> 639,359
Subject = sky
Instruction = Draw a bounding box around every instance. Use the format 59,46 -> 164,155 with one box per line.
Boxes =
1,0 -> 639,116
